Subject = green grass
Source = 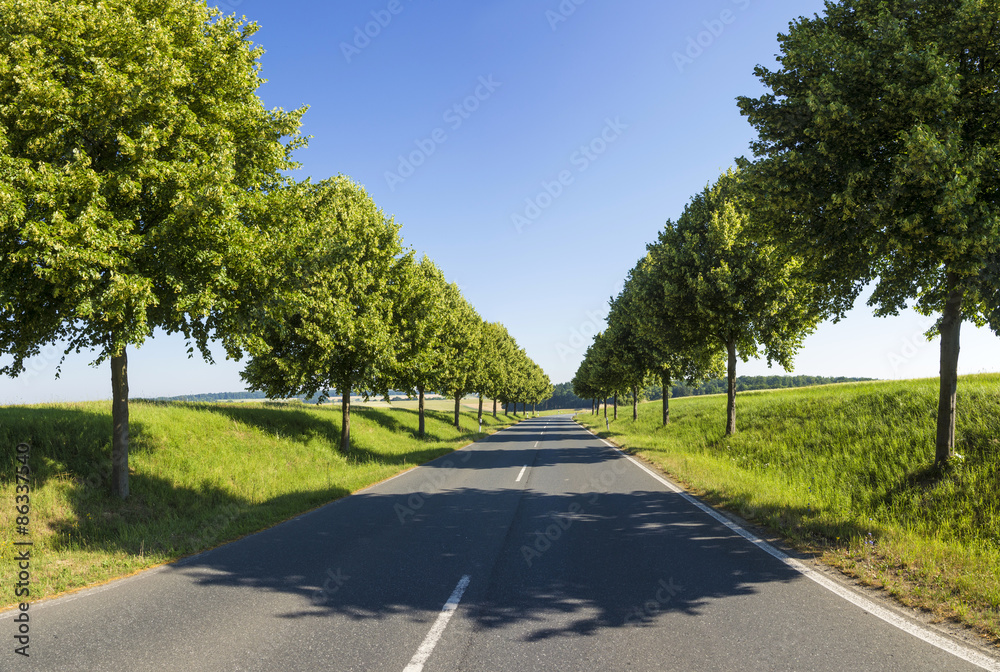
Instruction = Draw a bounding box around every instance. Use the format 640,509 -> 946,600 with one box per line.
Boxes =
577,375 -> 1000,645
0,400 -> 520,607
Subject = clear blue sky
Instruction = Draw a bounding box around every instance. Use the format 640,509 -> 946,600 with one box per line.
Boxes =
3,0 -> 999,405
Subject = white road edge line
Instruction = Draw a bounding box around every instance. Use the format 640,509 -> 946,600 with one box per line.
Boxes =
516,466 -> 528,482
402,574 -> 471,672
585,432 -> 1000,672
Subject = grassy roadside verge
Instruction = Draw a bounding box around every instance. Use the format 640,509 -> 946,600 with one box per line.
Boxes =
0,400 -> 521,608
577,375 -> 1000,646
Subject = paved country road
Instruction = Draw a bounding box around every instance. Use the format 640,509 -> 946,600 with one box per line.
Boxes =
3,416 -> 998,671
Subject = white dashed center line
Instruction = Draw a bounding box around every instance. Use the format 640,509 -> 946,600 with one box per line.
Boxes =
402,575 -> 471,672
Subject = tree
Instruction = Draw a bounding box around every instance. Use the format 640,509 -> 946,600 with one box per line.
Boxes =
577,332 -> 622,423
0,0 -> 306,498
484,324 -> 519,418
436,289 -> 482,429
472,321 -> 513,423
524,362 -> 553,416
648,169 -> 821,435
392,256 -> 451,437
497,342 -> 527,417
738,0 -> 1000,464
240,177 -> 405,453
626,255 -> 724,426
603,307 -> 648,423
572,354 -> 600,415
498,345 -> 547,417
504,347 -> 527,416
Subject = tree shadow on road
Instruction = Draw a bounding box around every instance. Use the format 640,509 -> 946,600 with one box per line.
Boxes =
160,479 -> 856,643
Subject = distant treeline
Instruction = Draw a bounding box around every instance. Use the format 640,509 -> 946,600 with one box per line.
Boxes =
543,376 -> 874,409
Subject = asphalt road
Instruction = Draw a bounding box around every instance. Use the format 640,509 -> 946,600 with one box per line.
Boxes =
3,415 -> 998,671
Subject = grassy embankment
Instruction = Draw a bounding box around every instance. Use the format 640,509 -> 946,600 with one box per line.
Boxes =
0,400 -> 521,608
577,375 -> 1000,644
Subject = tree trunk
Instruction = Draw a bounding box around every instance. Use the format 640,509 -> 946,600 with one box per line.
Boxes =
613,394 -> 618,420
478,393 -> 484,424
493,397 -> 497,419
632,385 -> 638,422
936,275 -> 964,466
661,372 -> 671,426
726,339 -> 737,436
418,385 -> 426,437
110,349 -> 130,500
341,387 -> 352,453
454,393 -> 461,429
532,402 -> 536,416
603,398 -> 608,420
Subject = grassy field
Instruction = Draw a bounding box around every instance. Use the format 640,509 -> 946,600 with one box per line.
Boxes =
577,375 -> 1000,645
0,400 -> 520,608
535,408 -> 586,416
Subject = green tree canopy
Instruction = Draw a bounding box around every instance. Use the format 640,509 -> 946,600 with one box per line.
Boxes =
632,254 -> 725,425
523,361 -> 553,415
603,305 -> 650,422
0,0 -> 306,497
391,255 -> 452,436
493,332 -> 527,416
576,331 -> 623,420
738,0 -> 1000,463
572,346 -> 602,414
240,176 -> 405,453
472,321 -> 515,422
647,169 -> 821,435
434,286 -> 483,429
